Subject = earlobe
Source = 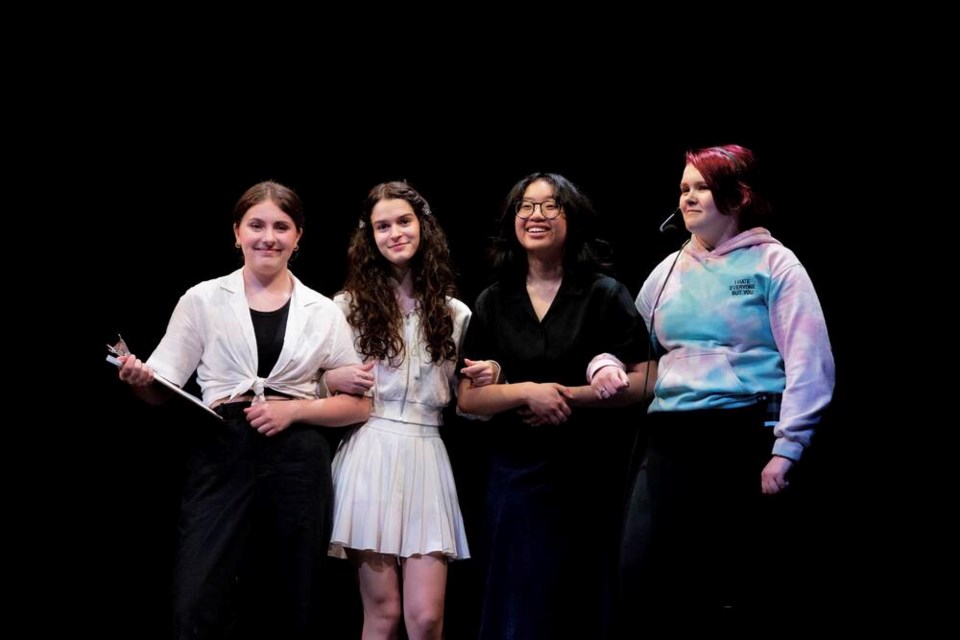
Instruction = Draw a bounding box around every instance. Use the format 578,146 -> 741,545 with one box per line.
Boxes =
733,186 -> 752,214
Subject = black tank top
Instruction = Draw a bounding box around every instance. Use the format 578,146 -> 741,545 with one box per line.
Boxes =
250,299 -> 291,379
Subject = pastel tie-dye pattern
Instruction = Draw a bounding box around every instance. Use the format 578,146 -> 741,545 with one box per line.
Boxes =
637,228 -> 835,461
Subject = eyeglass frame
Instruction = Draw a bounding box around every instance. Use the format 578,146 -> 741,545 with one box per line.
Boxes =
514,199 -> 563,220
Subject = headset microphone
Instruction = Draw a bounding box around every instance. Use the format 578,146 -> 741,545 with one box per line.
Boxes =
659,208 -> 682,233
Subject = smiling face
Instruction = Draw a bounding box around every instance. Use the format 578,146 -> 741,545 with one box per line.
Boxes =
514,178 -> 567,260
233,200 -> 302,277
371,198 -> 421,275
679,163 -> 739,249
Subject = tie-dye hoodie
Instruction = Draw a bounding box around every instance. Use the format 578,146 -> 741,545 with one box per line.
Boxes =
637,228 -> 834,461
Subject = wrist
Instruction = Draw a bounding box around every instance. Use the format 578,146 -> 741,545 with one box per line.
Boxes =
290,399 -> 307,423
521,381 -> 536,404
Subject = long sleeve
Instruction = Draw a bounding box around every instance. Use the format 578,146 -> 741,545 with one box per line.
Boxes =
767,261 -> 835,460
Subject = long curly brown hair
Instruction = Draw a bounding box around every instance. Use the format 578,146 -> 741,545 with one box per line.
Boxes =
344,181 -> 458,365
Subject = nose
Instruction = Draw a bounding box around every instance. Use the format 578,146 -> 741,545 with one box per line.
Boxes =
529,203 -> 547,218
261,227 -> 276,245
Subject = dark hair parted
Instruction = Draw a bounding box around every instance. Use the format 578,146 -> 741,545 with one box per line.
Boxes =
491,172 -> 612,280
344,181 -> 458,364
232,181 -> 305,231
685,144 -> 771,230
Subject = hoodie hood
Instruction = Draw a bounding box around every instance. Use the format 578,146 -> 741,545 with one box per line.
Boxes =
686,227 -> 781,258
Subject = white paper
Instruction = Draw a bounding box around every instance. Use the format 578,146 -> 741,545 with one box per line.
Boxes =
106,355 -> 223,421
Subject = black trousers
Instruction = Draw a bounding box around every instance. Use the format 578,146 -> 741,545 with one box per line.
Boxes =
617,404 -> 795,621
173,402 -> 333,639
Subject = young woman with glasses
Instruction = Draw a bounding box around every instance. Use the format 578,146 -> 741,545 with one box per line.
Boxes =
457,172 -> 655,639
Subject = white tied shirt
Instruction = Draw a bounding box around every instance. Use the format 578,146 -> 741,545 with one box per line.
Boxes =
148,268 -> 361,407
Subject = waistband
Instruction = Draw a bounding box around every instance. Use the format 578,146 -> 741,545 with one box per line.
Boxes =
365,417 -> 440,438
372,398 -> 443,426
649,393 -> 781,431
211,393 -> 294,410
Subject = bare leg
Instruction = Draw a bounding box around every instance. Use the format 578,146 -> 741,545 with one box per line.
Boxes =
351,550 -> 402,640
401,553 -> 447,640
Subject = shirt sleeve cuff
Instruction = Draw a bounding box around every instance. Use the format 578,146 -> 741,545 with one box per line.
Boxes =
487,360 -> 503,384
586,353 -> 626,382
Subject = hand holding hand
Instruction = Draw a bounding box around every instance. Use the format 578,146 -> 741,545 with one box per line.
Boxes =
516,407 -> 546,426
525,382 -> 573,425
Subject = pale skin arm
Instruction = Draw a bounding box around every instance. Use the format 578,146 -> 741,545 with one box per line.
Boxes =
761,455 -> 794,495
326,359 -> 498,394
116,354 -> 173,405
325,356 -> 498,391
324,362 -> 376,395
244,394 -> 371,438
457,378 -> 572,425
519,361 -> 658,425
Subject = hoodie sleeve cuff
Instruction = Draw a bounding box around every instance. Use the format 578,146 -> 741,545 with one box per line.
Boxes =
586,353 -> 626,382
772,437 -> 803,462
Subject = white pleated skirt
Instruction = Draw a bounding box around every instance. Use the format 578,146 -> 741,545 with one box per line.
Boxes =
329,417 -> 470,560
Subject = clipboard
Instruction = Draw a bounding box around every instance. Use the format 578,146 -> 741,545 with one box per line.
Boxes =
106,355 -> 224,420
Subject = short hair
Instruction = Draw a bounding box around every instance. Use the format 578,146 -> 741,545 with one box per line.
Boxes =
684,144 -> 770,229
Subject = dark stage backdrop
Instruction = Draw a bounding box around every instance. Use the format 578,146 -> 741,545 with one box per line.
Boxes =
73,122 -> 867,635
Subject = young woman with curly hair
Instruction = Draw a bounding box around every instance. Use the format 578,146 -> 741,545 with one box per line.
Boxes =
323,181 -> 496,640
